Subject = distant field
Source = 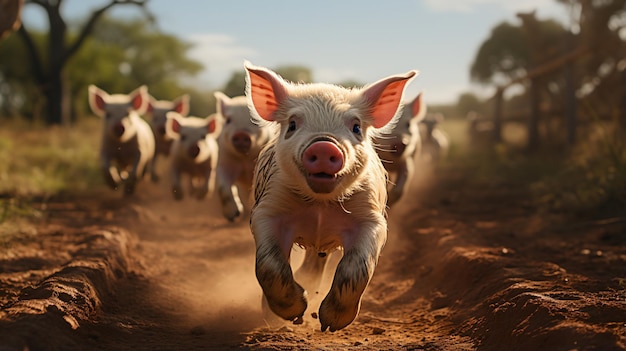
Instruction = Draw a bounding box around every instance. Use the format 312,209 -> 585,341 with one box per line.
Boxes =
0,118 -> 103,196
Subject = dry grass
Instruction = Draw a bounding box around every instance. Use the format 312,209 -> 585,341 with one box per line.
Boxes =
0,118 -> 103,196
0,118 -> 105,238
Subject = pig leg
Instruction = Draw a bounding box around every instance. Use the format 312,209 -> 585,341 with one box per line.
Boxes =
294,249 -> 329,296
387,157 -> 413,207
122,151 -> 142,196
319,222 -> 386,332
100,156 -> 120,190
253,222 -> 307,324
171,167 -> 184,200
195,168 -> 212,200
216,168 -> 244,221
150,155 -> 160,182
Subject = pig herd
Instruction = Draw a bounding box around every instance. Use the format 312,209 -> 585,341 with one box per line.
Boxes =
87,61 -> 449,332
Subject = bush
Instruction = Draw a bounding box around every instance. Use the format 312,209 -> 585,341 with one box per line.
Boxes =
532,122 -> 626,216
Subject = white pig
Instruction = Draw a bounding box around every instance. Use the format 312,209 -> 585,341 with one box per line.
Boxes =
88,85 -> 155,196
374,92 -> 426,207
420,112 -> 449,162
146,94 -> 190,182
214,91 -> 275,222
165,112 -> 220,201
246,61 -> 417,332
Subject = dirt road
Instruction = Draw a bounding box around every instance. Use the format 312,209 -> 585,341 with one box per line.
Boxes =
1,160 -> 625,350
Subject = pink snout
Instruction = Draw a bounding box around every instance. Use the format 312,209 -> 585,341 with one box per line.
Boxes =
232,131 -> 252,154
157,125 -> 167,136
112,123 -> 125,137
187,144 -> 200,158
302,141 -> 343,176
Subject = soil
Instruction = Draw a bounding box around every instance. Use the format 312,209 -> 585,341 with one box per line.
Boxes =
1,160 -> 625,351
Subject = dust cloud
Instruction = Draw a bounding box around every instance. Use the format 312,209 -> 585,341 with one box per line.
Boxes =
107,158 -> 437,335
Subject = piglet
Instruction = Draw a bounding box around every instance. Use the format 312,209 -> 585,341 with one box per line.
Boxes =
88,85 -> 155,196
246,61 -> 417,331
214,91 -> 275,222
165,112 -> 220,200
146,94 -> 190,182
374,93 -> 426,207
420,112 -> 449,163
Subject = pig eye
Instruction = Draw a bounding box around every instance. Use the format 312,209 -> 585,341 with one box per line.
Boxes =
181,135 -> 187,141
287,120 -> 297,132
352,123 -> 361,135
225,117 -> 231,125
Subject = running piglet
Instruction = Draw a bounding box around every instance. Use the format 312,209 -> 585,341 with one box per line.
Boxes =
246,61 -> 417,331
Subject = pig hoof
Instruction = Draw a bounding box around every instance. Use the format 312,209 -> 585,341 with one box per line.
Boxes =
223,207 -> 241,222
319,294 -> 360,332
172,187 -> 184,200
266,295 -> 307,323
123,184 -> 136,196
195,189 -> 208,200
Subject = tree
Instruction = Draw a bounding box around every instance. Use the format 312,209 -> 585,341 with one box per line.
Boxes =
556,0 -> 626,131
456,92 -> 486,117
470,14 -> 569,150
70,16 -> 203,118
0,0 -> 23,40
16,0 -> 151,125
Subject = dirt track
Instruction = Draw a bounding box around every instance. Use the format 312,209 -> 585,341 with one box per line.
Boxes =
1,160 -> 625,350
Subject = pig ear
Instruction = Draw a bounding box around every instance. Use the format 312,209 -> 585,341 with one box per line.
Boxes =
88,85 -> 108,118
206,114 -> 221,135
214,91 -> 230,116
129,85 -> 149,115
410,92 -> 426,121
147,96 -> 156,114
173,94 -> 190,116
165,111 -> 182,139
244,61 -> 289,122
361,70 -> 418,129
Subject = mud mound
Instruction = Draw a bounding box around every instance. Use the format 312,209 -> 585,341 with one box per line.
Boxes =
0,226 -> 135,350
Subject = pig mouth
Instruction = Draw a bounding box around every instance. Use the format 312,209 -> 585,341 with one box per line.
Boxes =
306,172 -> 340,194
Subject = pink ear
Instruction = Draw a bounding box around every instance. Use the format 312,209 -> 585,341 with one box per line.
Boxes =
362,71 -> 418,128
207,118 -> 217,133
131,91 -> 144,111
129,86 -> 148,114
88,85 -> 108,117
95,94 -> 106,111
174,95 -> 190,116
411,93 -> 425,119
245,62 -> 288,121
147,97 -> 155,113
171,118 -> 181,133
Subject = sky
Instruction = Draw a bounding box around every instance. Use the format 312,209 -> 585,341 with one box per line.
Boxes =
21,0 -> 569,105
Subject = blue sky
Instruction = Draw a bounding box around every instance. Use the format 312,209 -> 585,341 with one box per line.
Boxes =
22,0 -> 568,104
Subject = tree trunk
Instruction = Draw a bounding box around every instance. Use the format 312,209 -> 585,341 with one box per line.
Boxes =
564,62 -> 577,146
492,87 -> 503,143
45,4 -> 67,125
527,79 -> 541,152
